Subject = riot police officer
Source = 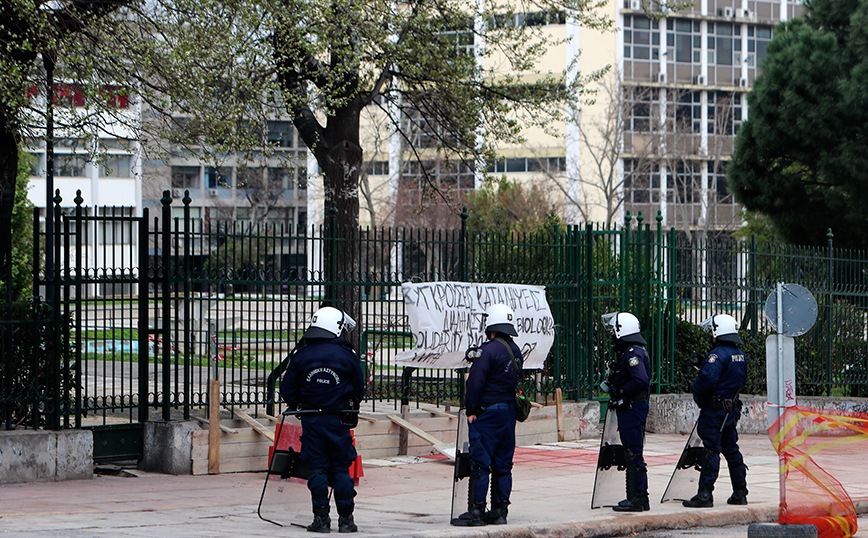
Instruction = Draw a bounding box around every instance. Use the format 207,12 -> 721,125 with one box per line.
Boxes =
603,311 -> 651,512
683,313 -> 748,508
452,303 -> 523,527
280,306 -> 366,533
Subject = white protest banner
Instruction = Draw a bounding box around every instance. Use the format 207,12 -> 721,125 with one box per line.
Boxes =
395,281 -> 555,369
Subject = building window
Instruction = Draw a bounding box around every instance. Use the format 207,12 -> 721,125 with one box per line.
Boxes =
666,19 -> 701,64
365,161 -> 389,176
205,167 -> 232,188
100,155 -> 132,178
172,166 -> 200,189
709,162 -> 734,204
708,22 -> 735,66
486,156 -> 566,174
98,207 -> 133,245
624,159 -> 658,204
708,92 -> 741,135
56,154 -> 86,177
625,87 -> 659,132
267,121 -> 295,148
298,210 -> 307,232
675,91 -> 702,133
748,25 -> 774,67
624,15 -> 660,61
27,153 -> 43,176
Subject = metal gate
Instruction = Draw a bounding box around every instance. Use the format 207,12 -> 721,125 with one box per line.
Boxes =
34,192 -> 151,462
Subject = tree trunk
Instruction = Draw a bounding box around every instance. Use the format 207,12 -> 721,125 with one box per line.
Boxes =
0,123 -> 19,306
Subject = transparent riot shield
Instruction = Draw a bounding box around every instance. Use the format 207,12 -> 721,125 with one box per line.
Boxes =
450,409 -> 472,522
591,406 -> 628,509
257,412 -> 314,528
660,420 -> 704,503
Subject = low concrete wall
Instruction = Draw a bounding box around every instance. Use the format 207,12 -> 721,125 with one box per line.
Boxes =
0,429 -> 93,484
140,420 -> 199,475
647,394 -> 868,435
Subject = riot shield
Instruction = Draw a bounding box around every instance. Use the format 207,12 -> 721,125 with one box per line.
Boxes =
660,420 -> 704,503
450,409 -> 472,522
257,413 -> 314,527
591,405 -> 628,509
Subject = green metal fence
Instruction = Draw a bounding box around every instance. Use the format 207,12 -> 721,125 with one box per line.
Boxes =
5,192 -> 868,432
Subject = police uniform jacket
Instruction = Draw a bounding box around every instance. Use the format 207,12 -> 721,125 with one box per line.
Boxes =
465,337 -> 522,416
692,343 -> 747,409
280,337 -> 365,412
610,344 -> 651,403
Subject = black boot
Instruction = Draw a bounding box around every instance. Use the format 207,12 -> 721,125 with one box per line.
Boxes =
337,515 -> 357,533
727,489 -> 748,505
484,503 -> 508,525
683,489 -> 713,508
307,515 -> 331,533
451,504 -> 486,526
614,492 -> 649,512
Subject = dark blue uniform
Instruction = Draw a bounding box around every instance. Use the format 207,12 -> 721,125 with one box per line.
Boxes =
693,342 -> 747,493
280,337 -> 365,517
609,344 -> 651,495
465,337 -> 522,510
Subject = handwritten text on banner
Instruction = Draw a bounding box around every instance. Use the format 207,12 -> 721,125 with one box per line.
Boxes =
395,282 -> 555,369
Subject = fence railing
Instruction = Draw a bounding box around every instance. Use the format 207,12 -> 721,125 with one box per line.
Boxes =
4,192 -> 868,431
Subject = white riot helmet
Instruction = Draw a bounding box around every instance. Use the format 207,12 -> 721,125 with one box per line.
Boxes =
700,313 -> 743,345
484,303 -> 518,336
602,311 -> 646,345
304,306 -> 356,339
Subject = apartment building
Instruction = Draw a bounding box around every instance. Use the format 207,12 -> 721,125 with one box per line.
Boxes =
357,0 -> 804,234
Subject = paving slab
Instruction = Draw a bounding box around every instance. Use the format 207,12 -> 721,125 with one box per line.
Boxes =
0,433 -> 866,538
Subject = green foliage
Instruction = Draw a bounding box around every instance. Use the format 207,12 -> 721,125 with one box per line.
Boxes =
668,318 -> 767,396
10,150 -> 34,304
728,0 -> 868,248
0,300 -> 75,429
731,210 -> 781,245
465,178 -> 565,280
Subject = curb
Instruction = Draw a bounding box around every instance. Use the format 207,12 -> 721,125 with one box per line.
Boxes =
388,505 -> 779,538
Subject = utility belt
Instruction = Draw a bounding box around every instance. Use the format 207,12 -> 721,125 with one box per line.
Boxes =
711,395 -> 739,412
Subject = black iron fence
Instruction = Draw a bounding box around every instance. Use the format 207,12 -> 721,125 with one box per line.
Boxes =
3,191 -> 868,431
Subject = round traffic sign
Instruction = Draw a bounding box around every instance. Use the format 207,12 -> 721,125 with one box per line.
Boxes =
765,283 -> 818,337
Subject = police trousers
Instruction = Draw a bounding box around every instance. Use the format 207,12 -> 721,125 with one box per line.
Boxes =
468,402 -> 517,507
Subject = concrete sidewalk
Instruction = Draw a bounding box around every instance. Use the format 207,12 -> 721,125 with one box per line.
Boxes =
0,433 -> 866,538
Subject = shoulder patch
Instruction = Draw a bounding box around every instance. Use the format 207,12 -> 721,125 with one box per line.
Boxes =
707,354 -> 717,364
629,357 -> 639,367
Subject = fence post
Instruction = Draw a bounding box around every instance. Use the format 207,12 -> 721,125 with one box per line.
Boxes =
183,191 -> 192,420
72,191 -> 84,429
326,202 -> 338,303
48,191 -> 63,430
749,235 -> 758,332
621,211 -> 632,311
826,229 -> 834,396
161,191 -> 172,421
138,207 -> 150,424
459,207 -> 468,282
584,223 -> 594,399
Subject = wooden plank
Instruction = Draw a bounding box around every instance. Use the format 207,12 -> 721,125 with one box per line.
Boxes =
192,440 -> 271,460
555,388 -> 565,442
192,416 -> 240,435
226,407 -> 275,442
209,379 -> 221,474
192,428 -> 276,445
357,413 -> 379,422
398,405 -> 410,455
421,406 -> 458,419
386,414 -> 447,447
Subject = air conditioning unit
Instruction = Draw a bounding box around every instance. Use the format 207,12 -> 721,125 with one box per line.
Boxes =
172,188 -> 182,198
209,188 -> 219,197
657,72 -> 667,83
721,6 -> 734,17
738,77 -> 749,88
693,75 -> 706,85
630,0 -> 641,10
